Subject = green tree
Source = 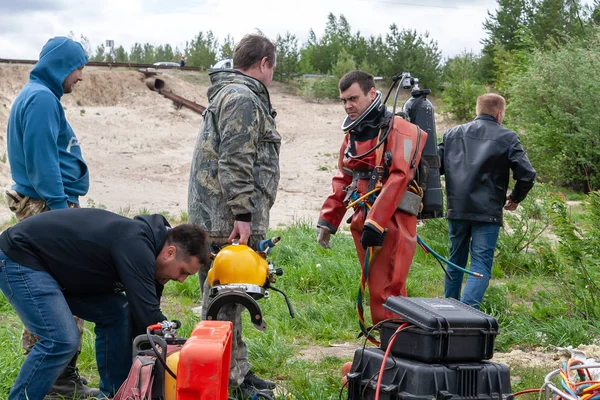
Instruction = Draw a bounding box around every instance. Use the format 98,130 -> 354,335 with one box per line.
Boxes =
330,48 -> 356,78
129,43 -> 144,63
174,46 -> 184,61
275,32 -> 300,82
297,42 -> 314,75
592,0 -> 600,24
79,35 -> 93,59
490,32 -> 534,93
142,43 -> 155,64
302,13 -> 353,74
365,35 -> 388,76
114,46 -> 128,63
506,30 -> 600,191
186,31 -> 218,69
480,0 -> 591,83
440,51 -> 487,121
384,25 -> 442,90
185,31 -> 218,68
480,0 -> 529,81
482,0 -> 528,51
298,30 -> 319,73
348,32 -> 370,73
155,44 -> 175,62
92,44 -> 106,62
219,35 -> 235,60
528,0 -> 587,48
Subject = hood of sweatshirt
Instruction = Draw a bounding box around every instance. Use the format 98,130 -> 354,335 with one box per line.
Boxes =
29,36 -> 88,98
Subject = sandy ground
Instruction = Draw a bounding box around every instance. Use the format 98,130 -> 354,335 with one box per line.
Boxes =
297,342 -> 600,369
0,65 -> 347,226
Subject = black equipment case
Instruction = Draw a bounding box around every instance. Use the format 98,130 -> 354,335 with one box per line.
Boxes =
381,297 -> 499,363
347,347 -> 513,400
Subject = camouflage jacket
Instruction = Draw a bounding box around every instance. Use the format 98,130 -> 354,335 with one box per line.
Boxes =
188,70 -> 281,238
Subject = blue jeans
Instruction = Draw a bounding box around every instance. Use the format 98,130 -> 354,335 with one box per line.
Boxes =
0,251 -> 132,400
443,220 -> 500,309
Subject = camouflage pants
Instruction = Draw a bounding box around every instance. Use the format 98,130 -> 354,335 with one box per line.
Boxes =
199,235 -> 264,388
5,189 -> 84,354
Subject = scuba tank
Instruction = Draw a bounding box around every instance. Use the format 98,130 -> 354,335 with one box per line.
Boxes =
402,79 -> 444,219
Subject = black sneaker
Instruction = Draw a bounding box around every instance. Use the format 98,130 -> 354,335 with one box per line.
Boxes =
230,381 -> 274,400
243,370 -> 276,390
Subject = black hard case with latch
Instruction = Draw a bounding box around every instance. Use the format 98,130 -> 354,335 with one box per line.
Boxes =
381,297 -> 499,363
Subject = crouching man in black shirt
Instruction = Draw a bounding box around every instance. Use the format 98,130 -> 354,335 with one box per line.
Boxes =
0,208 -> 210,400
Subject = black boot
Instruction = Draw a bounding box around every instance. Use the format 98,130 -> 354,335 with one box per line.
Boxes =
230,381 -> 274,400
45,353 -> 101,400
243,370 -> 276,390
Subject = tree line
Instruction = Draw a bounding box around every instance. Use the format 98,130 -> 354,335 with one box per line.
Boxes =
81,13 -> 442,89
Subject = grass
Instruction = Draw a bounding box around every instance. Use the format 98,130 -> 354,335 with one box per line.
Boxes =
176,70 -> 211,86
0,220 -> 599,398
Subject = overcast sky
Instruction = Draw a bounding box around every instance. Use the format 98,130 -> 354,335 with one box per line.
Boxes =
0,0 -> 595,61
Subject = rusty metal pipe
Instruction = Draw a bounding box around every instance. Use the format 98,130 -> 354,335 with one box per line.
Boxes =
145,77 -> 164,91
160,91 -> 206,114
145,77 -> 205,115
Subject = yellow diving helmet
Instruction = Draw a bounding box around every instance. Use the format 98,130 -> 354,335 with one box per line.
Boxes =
207,243 -> 269,288
205,239 -> 293,331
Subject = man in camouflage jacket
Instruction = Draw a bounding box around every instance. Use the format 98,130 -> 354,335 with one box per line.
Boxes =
188,32 -> 280,399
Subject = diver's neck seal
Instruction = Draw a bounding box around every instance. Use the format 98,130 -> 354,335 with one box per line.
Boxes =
341,90 -> 384,132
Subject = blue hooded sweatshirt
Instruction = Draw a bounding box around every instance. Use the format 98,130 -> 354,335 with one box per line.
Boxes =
7,36 -> 89,209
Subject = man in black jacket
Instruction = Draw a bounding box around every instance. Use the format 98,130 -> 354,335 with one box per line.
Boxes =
0,208 -> 210,400
439,93 -> 536,309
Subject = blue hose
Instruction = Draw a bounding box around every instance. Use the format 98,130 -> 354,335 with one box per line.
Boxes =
416,235 -> 482,278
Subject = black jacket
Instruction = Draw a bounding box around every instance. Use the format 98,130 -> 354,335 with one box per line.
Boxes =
0,208 -> 168,328
438,114 -> 536,225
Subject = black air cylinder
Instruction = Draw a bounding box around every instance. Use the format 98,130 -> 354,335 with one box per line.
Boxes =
403,88 -> 443,219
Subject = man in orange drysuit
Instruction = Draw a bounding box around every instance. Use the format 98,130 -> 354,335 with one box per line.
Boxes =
316,70 -> 426,324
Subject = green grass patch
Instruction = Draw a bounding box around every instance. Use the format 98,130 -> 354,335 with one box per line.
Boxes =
1,211 -> 600,398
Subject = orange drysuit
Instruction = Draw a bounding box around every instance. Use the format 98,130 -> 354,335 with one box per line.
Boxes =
318,115 -> 427,324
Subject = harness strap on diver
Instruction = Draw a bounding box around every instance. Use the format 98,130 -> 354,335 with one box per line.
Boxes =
348,122 -> 424,345
342,124 -> 385,344
366,124 -> 388,193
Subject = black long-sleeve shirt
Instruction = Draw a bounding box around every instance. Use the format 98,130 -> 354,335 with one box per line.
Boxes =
0,208 -> 168,328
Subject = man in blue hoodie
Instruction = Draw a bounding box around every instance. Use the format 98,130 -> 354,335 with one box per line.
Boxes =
4,37 -> 94,398
0,208 -> 210,400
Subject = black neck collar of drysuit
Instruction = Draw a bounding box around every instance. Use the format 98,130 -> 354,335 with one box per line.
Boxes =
348,103 -> 392,142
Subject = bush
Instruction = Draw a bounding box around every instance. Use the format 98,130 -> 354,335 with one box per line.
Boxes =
440,80 -> 486,121
298,77 -> 339,101
548,191 -> 600,319
505,29 -> 600,192
495,183 -> 553,276
440,51 -> 487,121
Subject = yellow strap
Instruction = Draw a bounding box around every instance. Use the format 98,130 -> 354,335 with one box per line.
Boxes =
375,126 -> 385,168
